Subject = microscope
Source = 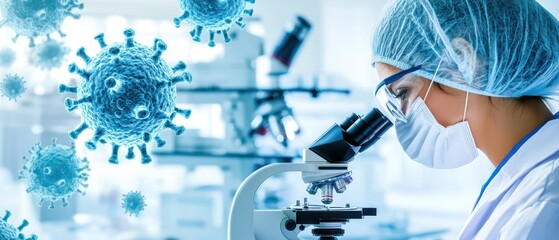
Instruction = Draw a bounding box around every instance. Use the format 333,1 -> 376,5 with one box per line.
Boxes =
228,107 -> 394,240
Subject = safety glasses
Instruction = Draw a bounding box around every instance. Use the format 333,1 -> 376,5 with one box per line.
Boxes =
374,65 -> 424,122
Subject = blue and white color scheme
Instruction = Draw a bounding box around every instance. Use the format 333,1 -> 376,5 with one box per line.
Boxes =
122,191 -> 147,217
0,74 -> 26,102
32,39 -> 70,70
0,210 -> 37,240
19,138 -> 90,209
58,28 -> 192,165
0,0 -> 84,47
174,0 -> 256,47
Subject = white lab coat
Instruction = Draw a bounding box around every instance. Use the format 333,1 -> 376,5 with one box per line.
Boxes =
459,114 -> 559,239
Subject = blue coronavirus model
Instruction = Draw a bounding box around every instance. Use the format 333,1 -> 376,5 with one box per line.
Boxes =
19,138 -> 90,209
0,74 -> 26,102
32,39 -> 70,70
173,0 -> 255,47
0,210 -> 37,240
122,191 -> 147,217
0,48 -> 16,68
0,0 -> 84,47
58,28 -> 192,165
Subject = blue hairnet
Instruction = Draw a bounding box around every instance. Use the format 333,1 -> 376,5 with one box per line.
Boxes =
372,0 -> 559,97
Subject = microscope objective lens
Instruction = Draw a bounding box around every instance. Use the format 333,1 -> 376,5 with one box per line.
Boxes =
334,179 -> 347,193
307,183 -> 319,195
321,184 -> 334,204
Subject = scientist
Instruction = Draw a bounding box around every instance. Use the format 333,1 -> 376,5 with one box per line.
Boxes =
371,0 -> 559,239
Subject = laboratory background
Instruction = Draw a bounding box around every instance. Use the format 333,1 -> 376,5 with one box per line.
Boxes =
0,0 -> 558,240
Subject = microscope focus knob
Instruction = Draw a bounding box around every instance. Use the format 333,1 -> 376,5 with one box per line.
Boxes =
285,219 -> 297,231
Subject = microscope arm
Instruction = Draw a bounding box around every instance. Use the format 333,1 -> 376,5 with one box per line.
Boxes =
228,162 -> 341,240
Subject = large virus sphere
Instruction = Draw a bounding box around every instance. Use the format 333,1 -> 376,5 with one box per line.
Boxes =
0,47 -> 16,68
58,28 -> 192,165
19,138 -> 90,209
0,210 -> 37,240
0,0 -> 84,47
31,39 -> 70,70
0,74 -> 26,102
173,0 -> 255,47
122,191 -> 146,217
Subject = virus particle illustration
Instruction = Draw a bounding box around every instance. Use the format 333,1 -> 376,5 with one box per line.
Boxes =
0,47 -> 16,68
122,191 -> 147,217
0,0 -> 84,47
0,210 -> 37,240
19,138 -> 90,209
173,0 -> 256,47
58,28 -> 192,165
32,39 -> 70,70
0,74 -> 26,102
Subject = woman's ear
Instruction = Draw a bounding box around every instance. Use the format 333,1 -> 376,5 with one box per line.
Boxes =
451,37 -> 478,81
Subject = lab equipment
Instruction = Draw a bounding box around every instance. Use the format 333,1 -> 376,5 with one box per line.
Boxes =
459,112 -> 559,239
0,74 -> 26,102
173,0 -> 256,47
19,138 -> 90,209
269,15 -> 312,76
157,24 -> 350,240
121,191 -> 147,217
0,210 -> 37,240
228,107 -> 393,240
156,29 -> 268,240
170,28 -> 264,154
372,0 -> 559,97
31,39 -> 70,70
58,28 -> 192,164
249,92 -> 301,147
0,0 -> 84,47
251,15 -> 312,147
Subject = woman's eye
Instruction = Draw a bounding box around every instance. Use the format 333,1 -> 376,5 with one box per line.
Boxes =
395,89 -> 409,100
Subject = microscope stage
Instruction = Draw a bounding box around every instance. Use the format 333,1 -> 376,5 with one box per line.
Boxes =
285,205 -> 377,225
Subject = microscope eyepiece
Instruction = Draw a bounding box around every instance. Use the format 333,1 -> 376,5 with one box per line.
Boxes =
340,113 -> 360,131
344,108 -> 391,146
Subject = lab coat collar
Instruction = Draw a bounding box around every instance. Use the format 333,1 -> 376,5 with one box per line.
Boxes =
472,112 -> 559,212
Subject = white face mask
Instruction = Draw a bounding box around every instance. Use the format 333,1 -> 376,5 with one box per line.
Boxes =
395,83 -> 478,169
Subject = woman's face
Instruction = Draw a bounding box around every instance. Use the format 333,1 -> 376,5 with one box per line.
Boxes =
375,62 -> 473,127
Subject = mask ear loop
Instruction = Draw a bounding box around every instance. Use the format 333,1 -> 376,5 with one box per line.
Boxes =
423,60 -> 443,101
463,91 -> 469,122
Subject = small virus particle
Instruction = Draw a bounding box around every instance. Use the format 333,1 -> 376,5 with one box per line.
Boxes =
0,0 -> 84,47
32,39 -> 70,70
0,48 -> 16,68
173,0 -> 256,47
121,191 -> 147,217
0,210 -> 37,240
0,74 -> 26,102
19,138 -> 90,209
58,28 -> 192,165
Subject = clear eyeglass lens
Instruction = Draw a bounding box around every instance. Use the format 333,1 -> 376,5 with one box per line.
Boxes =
377,85 -> 406,122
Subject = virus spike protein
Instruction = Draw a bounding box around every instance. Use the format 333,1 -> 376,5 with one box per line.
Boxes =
122,191 -> 147,217
0,210 -> 38,240
173,0 -> 256,47
58,28 -> 192,165
19,138 -> 90,209
0,0 -> 84,47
